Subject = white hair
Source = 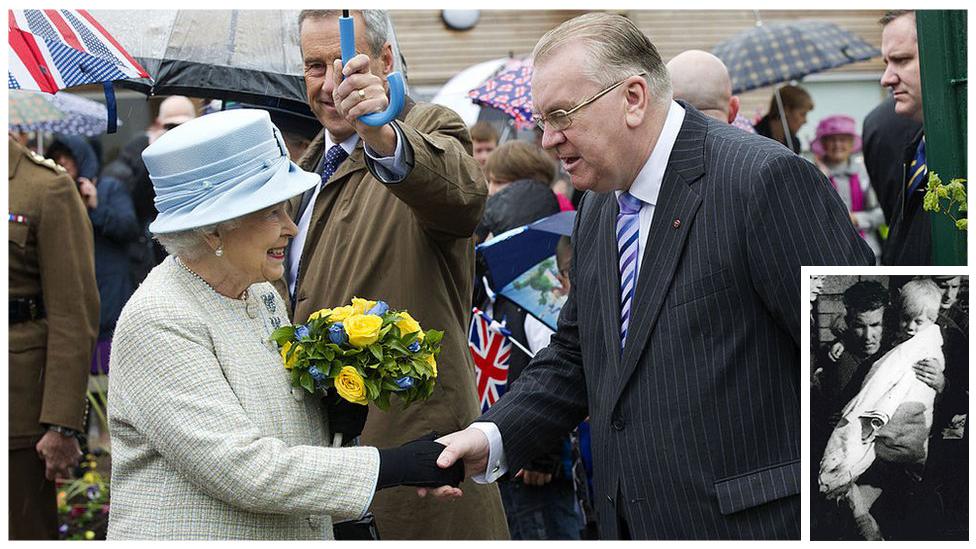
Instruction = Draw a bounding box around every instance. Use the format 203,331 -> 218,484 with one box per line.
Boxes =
153,218 -> 242,261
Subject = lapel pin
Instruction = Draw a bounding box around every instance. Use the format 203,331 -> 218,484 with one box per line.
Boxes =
672,218 -> 681,229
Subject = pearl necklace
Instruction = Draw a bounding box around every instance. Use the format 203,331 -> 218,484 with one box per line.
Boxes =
175,256 -> 248,301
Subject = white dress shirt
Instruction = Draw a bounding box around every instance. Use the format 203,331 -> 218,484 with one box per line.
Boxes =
471,100 -> 687,483
287,127 -> 409,296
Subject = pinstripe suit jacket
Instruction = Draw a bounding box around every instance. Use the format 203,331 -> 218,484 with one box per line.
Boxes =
481,104 -> 874,540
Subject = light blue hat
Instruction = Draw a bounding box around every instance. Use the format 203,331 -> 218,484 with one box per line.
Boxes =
144,109 -> 319,234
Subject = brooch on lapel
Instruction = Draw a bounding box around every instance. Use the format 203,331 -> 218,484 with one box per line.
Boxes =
262,293 -> 277,314
9,213 -> 29,224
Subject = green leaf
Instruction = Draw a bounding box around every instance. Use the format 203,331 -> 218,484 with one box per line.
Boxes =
290,366 -> 302,386
375,391 -> 391,411
425,330 -> 444,346
270,326 -> 296,345
299,372 -> 314,393
388,339 -> 409,355
956,218 -> 968,231
364,378 -> 380,401
368,344 -> 383,362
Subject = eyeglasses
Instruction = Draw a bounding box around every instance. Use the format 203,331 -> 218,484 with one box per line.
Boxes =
533,72 -> 647,132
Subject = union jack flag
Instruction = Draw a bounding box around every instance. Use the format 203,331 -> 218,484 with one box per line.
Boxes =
8,9 -> 149,93
469,308 -> 511,413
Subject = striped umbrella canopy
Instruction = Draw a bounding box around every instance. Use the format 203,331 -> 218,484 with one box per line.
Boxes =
8,9 -> 150,132
712,20 -> 880,94
469,57 -> 535,129
9,90 -> 121,136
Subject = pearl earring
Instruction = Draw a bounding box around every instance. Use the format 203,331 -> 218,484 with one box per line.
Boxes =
215,245 -> 223,257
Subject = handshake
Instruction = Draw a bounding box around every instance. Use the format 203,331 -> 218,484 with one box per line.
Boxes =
376,428 -> 491,498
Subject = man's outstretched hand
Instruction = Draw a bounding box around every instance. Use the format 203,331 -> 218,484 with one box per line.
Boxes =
416,427 -> 491,499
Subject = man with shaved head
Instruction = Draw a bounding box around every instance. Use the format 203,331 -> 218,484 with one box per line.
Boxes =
666,49 -> 739,124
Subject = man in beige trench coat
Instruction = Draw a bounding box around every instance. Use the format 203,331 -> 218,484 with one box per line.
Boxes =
277,9 -> 509,540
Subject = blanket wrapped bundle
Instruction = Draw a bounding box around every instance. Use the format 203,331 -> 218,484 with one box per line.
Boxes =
819,324 -> 943,495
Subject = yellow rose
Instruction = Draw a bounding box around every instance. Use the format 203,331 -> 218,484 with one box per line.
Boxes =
329,306 -> 356,322
351,297 -> 378,315
308,308 -> 333,321
280,341 -> 302,369
425,353 -> 438,378
334,366 -> 368,405
396,311 -> 424,341
344,314 -> 383,348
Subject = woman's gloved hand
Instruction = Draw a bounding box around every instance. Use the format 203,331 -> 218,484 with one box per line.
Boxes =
377,432 -> 464,490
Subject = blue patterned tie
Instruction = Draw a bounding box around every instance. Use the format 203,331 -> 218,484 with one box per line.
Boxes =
320,144 -> 348,187
617,192 -> 643,349
907,137 -> 926,195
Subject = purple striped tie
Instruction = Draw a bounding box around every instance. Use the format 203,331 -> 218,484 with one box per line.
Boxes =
617,192 -> 643,349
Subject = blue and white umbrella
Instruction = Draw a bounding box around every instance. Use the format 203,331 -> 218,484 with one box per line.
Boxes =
477,211 -> 575,330
9,90 -> 121,136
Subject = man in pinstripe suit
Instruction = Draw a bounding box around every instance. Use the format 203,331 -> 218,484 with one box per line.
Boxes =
421,13 -> 874,539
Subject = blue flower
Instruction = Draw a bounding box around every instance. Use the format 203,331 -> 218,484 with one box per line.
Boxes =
329,323 -> 348,345
395,376 -> 415,391
367,301 -> 389,316
59,524 -> 69,536
295,324 -> 310,340
407,340 -> 421,353
309,366 -> 327,384
86,486 -> 99,500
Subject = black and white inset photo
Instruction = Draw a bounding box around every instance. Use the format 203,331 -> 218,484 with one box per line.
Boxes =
809,274 -> 968,541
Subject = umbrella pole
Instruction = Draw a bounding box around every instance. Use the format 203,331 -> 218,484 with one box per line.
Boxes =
774,87 -> 795,152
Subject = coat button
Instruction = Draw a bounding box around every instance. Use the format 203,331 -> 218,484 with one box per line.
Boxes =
672,218 -> 681,229
611,416 -> 625,431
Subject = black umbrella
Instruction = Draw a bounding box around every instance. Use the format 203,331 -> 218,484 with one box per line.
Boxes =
89,10 -> 312,115
713,19 -> 880,95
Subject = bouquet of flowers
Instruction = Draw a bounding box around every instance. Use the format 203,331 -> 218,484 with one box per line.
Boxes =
271,297 -> 442,410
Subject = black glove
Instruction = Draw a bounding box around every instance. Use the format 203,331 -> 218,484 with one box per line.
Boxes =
376,432 -> 464,490
325,390 -> 368,443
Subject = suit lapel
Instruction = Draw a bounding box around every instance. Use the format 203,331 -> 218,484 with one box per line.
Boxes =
610,104 -> 708,404
597,195 -> 623,372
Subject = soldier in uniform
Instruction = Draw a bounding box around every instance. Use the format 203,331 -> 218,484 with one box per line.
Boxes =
8,136 -> 99,539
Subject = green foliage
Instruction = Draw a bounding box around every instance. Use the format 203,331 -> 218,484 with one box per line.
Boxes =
923,172 -> 967,231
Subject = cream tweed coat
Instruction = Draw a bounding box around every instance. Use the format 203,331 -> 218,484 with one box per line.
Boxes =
107,257 -> 379,539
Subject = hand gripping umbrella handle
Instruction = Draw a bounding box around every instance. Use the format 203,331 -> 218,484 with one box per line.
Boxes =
339,13 -> 404,127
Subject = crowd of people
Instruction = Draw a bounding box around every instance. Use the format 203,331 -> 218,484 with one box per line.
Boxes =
810,275 -> 968,540
7,8 -> 965,542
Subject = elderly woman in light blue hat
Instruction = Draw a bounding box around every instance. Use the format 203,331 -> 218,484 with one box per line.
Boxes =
106,109 -> 461,540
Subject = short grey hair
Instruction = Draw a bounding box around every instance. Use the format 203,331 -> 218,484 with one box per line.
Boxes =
533,13 -> 671,106
880,10 -> 914,27
153,218 -> 242,261
298,9 -> 407,78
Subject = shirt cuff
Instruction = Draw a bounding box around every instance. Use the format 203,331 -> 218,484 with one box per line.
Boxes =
468,422 -> 507,483
364,123 -> 408,183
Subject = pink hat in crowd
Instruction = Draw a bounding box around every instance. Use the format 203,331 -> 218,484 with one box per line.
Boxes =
811,114 -> 862,158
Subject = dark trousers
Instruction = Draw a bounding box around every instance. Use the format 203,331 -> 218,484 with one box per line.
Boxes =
499,477 -> 581,540
8,448 -> 58,540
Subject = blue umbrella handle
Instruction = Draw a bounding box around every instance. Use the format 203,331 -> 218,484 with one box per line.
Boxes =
339,14 -> 404,127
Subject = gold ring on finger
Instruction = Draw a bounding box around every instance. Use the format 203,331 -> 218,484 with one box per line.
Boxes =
358,89 -> 366,99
